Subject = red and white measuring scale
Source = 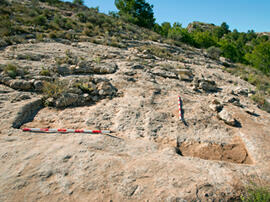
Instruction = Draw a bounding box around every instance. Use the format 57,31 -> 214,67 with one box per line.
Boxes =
22,128 -> 111,134
178,96 -> 183,121
22,97 -> 184,133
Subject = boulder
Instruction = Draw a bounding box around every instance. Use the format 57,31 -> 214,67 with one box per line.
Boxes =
233,87 -> 250,97
151,67 -> 178,79
199,80 -> 218,92
0,74 -> 12,85
16,53 -> 44,61
66,87 -> 83,95
217,108 -> 239,127
55,93 -> 79,108
73,62 -> 117,74
33,80 -> 43,92
178,69 -> 194,82
209,99 -> 223,112
219,57 -> 230,63
131,64 -> 144,70
97,81 -> 117,96
9,79 -> 32,91
31,75 -> 54,82
56,64 -> 71,75
73,61 -> 93,74
224,96 -> 242,107
76,93 -> 91,106
93,63 -> 117,74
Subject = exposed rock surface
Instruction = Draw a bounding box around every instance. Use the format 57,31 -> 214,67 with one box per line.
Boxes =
55,93 -> 79,108
0,41 -> 269,202
9,79 -> 32,91
218,108 -> 239,127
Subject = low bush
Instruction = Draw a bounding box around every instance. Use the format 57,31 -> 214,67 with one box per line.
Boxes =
33,15 -> 47,26
40,67 -> 51,76
241,183 -> 270,202
42,80 -> 68,98
207,46 -> 222,60
4,63 -> 18,78
251,93 -> 270,113
224,64 -> 270,113
138,45 -> 172,59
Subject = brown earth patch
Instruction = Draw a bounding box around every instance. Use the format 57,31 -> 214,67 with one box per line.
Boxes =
178,141 -> 253,164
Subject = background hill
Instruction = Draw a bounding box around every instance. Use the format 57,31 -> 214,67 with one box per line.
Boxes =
1,0 -> 269,112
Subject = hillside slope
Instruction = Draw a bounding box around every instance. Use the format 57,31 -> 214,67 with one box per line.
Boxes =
0,0 -> 270,201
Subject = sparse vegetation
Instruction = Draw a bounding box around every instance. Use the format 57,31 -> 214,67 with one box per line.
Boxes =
4,64 -> 19,78
40,67 -> 51,76
42,80 -> 68,98
251,93 -> 270,113
74,81 -> 95,93
0,0 -> 160,49
241,183 -> 270,202
93,56 -> 101,64
207,46 -> 222,60
138,44 -> 185,62
224,64 -> 270,112
138,45 -> 172,59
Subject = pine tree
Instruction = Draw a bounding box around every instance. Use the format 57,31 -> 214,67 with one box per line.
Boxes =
115,0 -> 155,29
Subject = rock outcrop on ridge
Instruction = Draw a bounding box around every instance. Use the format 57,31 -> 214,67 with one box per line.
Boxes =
0,39 -> 270,201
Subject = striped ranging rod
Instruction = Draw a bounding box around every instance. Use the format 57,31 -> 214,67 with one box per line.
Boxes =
178,96 -> 183,121
22,128 -> 111,134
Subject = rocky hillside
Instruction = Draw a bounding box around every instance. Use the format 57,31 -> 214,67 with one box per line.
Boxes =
0,0 -> 270,201
187,21 -> 217,33
0,0 -> 162,48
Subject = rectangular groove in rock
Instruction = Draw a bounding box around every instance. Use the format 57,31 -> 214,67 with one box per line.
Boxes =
177,141 -> 253,165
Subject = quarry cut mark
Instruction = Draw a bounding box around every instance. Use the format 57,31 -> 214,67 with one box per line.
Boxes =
12,98 -> 43,129
177,141 -> 253,164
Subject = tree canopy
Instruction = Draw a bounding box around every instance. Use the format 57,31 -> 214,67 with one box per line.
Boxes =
246,41 -> 270,73
73,0 -> 84,5
115,0 -> 155,29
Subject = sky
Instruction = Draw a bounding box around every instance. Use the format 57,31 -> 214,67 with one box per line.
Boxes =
64,0 -> 270,32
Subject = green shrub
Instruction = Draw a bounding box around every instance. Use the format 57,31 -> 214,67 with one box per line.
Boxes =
4,64 -> 18,78
39,0 -> 60,5
207,46 -> 222,60
74,82 -> 95,93
218,39 -> 241,62
40,67 -> 51,76
241,184 -> 270,202
138,45 -> 172,59
77,12 -> 87,23
36,33 -> 45,41
48,31 -> 57,38
192,31 -> 217,48
168,24 -> 194,45
93,56 -> 101,64
224,63 -> 270,113
83,27 -> 93,36
42,80 -> 67,98
33,15 -> 47,26
251,93 -> 270,113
